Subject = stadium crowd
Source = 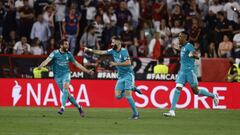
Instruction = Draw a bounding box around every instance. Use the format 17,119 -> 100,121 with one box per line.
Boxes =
0,0 -> 240,59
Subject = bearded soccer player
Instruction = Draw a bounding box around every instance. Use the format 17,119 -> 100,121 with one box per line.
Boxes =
163,31 -> 219,117
38,39 -> 94,117
84,36 -> 142,119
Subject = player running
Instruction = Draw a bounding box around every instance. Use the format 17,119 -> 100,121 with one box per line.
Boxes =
38,39 -> 94,117
163,31 -> 219,117
84,36 -> 142,119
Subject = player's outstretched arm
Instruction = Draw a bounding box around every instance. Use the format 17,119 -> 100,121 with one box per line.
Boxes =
188,51 -> 200,59
110,59 -> 131,67
84,47 -> 107,55
38,57 -> 52,69
74,61 -> 94,75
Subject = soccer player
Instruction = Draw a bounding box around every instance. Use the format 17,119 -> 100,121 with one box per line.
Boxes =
38,39 -> 94,117
163,31 -> 219,117
84,36 -> 141,119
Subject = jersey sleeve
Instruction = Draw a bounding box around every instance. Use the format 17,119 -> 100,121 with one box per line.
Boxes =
106,49 -> 113,55
186,43 -> 195,52
69,52 -> 76,63
48,50 -> 56,60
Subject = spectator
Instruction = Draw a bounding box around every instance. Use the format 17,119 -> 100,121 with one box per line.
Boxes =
30,14 -> 51,54
79,24 -> 100,50
30,37 -> 43,55
215,11 -> 233,50
5,30 -> 18,54
120,22 -> 138,57
85,0 -> 96,24
102,5 -> 117,49
194,42 -> 202,79
115,1 -> 132,36
13,36 -> 31,55
148,32 -> 164,59
92,14 -> 104,48
19,0 -> 34,39
223,0 -> 240,23
153,58 -> 168,74
165,38 -> 179,57
233,16 -> 240,34
54,0 -> 67,40
185,0 -> 201,29
47,37 -> 57,54
28,0 -> 34,8
141,20 -> 154,44
208,0 -> 223,15
227,58 -> 239,82
127,0 -> 140,29
15,0 -> 24,29
2,2 -> 17,39
189,18 -> 201,43
43,5 -> 55,34
181,0 -> 191,15
96,5 -> 105,18
208,42 -> 218,58
169,3 -> 185,28
199,0 -> 210,19
0,35 -> 5,54
137,30 -> 148,57
152,0 -> 165,31
159,19 -> 171,46
218,35 -> 233,58
62,7 -> 80,54
139,0 -> 152,21
171,20 -> 185,38
33,0 -> 51,17
103,5 -> 117,27
233,32 -> 240,58
204,9 -> 218,55
67,0 -> 82,10
0,1 -> 6,36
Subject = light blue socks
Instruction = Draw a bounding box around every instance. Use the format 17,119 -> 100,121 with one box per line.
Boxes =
61,89 -> 68,107
170,89 -> 181,110
68,95 -> 80,108
126,96 -> 138,115
198,89 -> 215,98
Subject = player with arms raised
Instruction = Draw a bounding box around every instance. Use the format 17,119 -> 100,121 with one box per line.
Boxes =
163,31 -> 219,117
38,39 -> 94,117
84,36 -> 142,119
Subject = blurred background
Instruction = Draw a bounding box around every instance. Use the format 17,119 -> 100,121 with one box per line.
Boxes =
0,0 -> 239,82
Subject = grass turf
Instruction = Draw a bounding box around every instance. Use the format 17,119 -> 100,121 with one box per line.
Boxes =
0,107 -> 239,135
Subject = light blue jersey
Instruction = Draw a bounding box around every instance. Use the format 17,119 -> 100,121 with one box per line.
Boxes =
179,42 -> 195,71
48,50 -> 76,78
176,42 -> 198,87
107,48 -> 134,91
107,48 -> 134,77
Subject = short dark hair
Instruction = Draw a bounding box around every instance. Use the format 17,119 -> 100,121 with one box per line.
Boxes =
111,36 -> 121,41
111,36 -> 121,46
181,31 -> 189,40
59,39 -> 68,46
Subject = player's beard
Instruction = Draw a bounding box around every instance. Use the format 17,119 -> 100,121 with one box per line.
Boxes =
112,45 -> 118,50
62,47 -> 68,52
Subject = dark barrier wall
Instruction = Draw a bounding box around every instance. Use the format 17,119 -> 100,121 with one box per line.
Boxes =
201,58 -> 230,82
0,55 -> 231,82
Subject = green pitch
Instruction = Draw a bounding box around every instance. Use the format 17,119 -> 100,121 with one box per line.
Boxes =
0,107 -> 239,135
